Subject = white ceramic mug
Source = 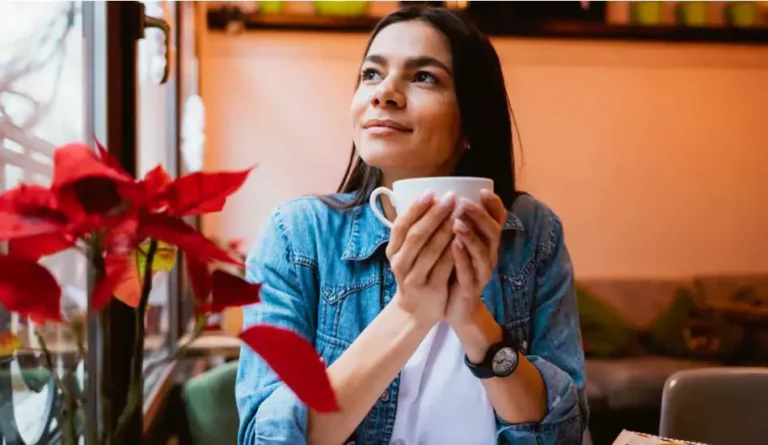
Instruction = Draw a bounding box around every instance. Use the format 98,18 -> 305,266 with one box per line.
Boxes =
369,176 -> 494,228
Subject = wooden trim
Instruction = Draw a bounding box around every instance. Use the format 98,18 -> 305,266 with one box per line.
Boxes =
206,7 -> 768,45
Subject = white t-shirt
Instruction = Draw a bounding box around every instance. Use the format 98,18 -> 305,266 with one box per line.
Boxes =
389,321 -> 497,445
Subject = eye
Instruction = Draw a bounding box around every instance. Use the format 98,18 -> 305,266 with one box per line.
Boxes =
361,68 -> 382,82
414,71 -> 438,84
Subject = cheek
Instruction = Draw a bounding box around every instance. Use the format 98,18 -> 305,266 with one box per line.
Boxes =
416,99 -> 461,148
350,88 -> 370,124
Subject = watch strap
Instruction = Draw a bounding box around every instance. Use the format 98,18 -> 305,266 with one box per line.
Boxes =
464,328 -> 518,379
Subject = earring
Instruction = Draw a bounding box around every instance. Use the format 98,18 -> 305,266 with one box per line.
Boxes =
465,142 -> 471,151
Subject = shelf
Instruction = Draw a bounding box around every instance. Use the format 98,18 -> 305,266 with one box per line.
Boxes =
207,8 -> 768,45
207,9 -> 381,33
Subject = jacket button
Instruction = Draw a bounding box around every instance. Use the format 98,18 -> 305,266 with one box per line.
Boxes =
380,390 -> 390,402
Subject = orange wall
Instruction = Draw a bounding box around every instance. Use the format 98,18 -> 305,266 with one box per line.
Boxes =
201,30 -> 768,279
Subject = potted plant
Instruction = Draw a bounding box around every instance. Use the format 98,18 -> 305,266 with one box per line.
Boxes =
0,142 -> 337,444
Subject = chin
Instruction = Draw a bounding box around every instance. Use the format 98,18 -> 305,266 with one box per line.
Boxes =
357,139 -> 417,169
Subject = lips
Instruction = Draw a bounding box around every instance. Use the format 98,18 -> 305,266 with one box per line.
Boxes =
362,119 -> 412,132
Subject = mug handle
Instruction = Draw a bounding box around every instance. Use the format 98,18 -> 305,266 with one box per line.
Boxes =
369,187 -> 396,229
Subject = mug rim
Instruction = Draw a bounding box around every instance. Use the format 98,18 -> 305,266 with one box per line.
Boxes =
392,176 -> 493,186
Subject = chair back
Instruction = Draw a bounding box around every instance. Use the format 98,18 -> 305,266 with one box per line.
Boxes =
660,367 -> 768,445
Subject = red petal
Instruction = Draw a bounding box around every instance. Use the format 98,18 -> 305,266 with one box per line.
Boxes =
92,255 -> 130,310
185,252 -> 212,303
0,254 -> 62,322
0,213 -> 65,241
164,168 -> 254,216
9,233 -> 74,260
140,214 -> 242,266
103,214 -> 141,255
239,325 -> 338,413
144,166 -> 173,195
0,185 -> 68,241
52,143 -> 133,190
200,270 -> 259,312
0,184 -> 58,213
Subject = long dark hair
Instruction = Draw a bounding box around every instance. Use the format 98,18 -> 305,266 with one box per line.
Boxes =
322,6 -> 519,210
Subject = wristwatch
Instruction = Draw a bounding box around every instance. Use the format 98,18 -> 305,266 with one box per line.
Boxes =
464,329 -> 520,379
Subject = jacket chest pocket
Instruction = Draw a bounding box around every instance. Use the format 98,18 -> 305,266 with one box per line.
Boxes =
317,270 -> 384,348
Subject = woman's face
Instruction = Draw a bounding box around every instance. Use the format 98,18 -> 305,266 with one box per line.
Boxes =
351,20 -> 462,181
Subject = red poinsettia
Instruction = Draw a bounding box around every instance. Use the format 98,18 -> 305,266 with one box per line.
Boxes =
0,141 -> 337,414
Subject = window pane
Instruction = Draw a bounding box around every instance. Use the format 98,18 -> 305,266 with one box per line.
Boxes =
137,1 -> 178,394
0,1 -> 85,443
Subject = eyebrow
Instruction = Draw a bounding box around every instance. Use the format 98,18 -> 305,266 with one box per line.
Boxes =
364,54 -> 453,76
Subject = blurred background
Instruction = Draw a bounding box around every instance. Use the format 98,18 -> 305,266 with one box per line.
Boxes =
0,1 -> 766,444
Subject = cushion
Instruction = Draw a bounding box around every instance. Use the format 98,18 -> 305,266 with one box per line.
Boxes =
183,361 -> 239,445
577,286 -> 639,358
646,288 -> 745,361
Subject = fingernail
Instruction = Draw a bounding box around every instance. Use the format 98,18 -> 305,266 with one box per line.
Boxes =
440,192 -> 456,208
454,218 -> 469,234
421,190 -> 435,204
454,238 -> 464,249
481,188 -> 492,196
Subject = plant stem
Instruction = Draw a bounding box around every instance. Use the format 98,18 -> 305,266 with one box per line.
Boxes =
35,331 -> 78,444
90,237 -> 111,445
114,239 -> 158,437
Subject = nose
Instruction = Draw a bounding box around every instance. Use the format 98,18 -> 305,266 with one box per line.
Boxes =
370,79 -> 405,109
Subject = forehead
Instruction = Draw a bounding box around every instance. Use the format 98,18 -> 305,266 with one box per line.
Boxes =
367,20 -> 452,68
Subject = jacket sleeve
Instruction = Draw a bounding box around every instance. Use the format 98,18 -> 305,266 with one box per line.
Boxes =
496,215 -> 589,445
236,208 -> 317,445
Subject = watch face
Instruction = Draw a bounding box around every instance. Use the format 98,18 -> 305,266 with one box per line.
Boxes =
492,347 -> 518,376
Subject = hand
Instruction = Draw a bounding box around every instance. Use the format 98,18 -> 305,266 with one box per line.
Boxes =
387,191 -> 457,329
445,189 -> 508,328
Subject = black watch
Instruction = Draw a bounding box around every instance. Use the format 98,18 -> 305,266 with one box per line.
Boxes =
464,330 -> 519,379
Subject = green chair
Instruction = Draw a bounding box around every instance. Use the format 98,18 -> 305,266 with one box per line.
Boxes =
182,361 -> 240,445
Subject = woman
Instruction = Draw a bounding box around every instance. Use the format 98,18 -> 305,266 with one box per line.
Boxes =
236,6 -> 587,445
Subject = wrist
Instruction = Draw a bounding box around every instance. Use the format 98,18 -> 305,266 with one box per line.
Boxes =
452,304 -> 503,363
391,293 -> 438,332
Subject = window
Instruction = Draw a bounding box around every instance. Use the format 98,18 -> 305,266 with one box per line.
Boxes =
0,2 -> 183,442
137,1 -> 178,394
0,2 -> 86,442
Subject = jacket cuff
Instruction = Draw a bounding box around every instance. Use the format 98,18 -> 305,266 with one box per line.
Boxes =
495,355 -> 585,444
248,384 -> 309,444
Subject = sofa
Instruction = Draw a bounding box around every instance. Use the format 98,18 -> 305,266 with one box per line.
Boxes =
578,274 -> 768,444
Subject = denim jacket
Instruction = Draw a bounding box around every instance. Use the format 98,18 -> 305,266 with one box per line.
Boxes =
236,192 -> 588,445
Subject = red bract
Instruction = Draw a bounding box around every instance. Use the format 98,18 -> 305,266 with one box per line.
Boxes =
162,168 -> 253,216
120,165 -> 173,213
52,143 -> 133,191
185,253 -> 212,303
93,255 -> 130,310
0,185 -> 70,241
239,325 -> 338,413
200,270 -> 260,313
52,144 -> 134,215
140,214 -> 242,266
9,233 -> 74,260
0,254 -> 62,323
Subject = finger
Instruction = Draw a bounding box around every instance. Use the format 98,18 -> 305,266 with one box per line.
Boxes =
454,218 -> 491,281
459,198 -> 501,245
386,190 -> 435,258
409,214 -> 456,282
481,189 -> 508,226
429,242 -> 455,284
452,238 -> 475,286
392,192 -> 456,275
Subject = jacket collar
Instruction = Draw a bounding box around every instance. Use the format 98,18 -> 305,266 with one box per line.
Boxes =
341,203 -> 524,262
